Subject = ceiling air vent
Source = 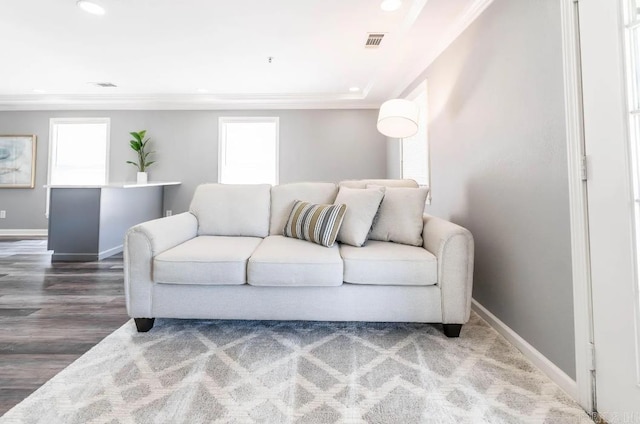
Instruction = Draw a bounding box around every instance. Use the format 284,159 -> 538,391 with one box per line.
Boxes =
92,82 -> 118,88
365,33 -> 385,48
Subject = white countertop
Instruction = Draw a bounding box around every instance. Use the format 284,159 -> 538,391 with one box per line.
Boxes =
45,181 -> 181,189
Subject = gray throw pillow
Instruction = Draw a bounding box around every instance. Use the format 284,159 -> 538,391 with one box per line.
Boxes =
334,186 -> 385,247
367,186 -> 429,246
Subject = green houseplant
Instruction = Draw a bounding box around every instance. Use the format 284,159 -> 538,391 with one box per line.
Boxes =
127,130 -> 155,184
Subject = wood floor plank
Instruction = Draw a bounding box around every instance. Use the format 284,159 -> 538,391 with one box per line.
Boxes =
0,238 -> 129,416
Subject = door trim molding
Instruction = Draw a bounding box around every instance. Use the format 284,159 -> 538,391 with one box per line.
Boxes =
560,0 -> 595,411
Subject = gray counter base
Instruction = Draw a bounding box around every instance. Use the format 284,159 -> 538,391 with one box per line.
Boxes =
48,186 -> 166,262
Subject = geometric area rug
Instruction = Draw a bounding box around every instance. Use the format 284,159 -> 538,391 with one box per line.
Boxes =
0,313 -> 592,424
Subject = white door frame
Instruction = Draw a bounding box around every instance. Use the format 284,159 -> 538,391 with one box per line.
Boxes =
559,0 -> 595,412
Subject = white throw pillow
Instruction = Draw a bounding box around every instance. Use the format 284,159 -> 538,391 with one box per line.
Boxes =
333,186 -> 385,247
367,186 -> 429,246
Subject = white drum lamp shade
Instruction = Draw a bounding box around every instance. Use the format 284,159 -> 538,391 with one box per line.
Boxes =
377,99 -> 419,138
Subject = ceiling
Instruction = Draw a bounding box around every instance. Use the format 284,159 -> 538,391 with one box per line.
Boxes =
0,0 -> 490,110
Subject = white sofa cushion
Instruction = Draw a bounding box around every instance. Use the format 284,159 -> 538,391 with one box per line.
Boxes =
153,236 -> 262,285
334,186 -> 385,247
189,184 -> 271,237
270,182 -> 338,235
339,179 -> 419,189
368,186 -> 429,246
248,235 -> 343,286
340,240 -> 437,286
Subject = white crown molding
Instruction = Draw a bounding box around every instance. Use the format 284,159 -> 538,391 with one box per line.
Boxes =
0,0 -> 483,111
0,94 -> 381,111
472,299 -> 579,401
392,0 -> 495,97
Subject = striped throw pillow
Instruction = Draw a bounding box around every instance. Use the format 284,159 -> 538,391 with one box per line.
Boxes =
283,200 -> 347,247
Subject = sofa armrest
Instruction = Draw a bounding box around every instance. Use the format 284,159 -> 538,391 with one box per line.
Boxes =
422,214 -> 474,324
124,212 -> 198,317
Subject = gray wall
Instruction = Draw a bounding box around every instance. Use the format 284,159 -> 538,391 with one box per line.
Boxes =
400,0 -> 575,377
386,139 -> 401,179
0,109 -> 385,230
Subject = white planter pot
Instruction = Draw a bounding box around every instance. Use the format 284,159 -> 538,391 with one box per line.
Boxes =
136,172 -> 148,184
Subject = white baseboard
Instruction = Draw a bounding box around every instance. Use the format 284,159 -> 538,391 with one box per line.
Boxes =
0,229 -> 48,237
472,299 -> 578,400
98,245 -> 123,260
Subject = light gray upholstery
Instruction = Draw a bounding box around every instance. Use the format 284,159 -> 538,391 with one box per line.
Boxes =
154,236 -> 262,285
338,179 -> 419,188
340,241 -> 437,286
248,235 -> 343,287
422,214 -> 475,324
189,183 -> 271,237
368,186 -> 429,246
124,182 -> 475,327
124,212 -> 198,317
151,283 -> 442,322
270,182 -> 338,235
334,186 -> 385,247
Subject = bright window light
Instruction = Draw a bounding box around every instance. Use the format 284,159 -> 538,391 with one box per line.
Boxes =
49,118 -> 110,186
401,81 -> 429,196
218,117 -> 279,185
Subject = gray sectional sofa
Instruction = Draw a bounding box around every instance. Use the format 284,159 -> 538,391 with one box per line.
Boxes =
124,179 -> 474,337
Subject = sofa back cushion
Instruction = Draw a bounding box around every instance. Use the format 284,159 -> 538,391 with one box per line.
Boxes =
339,179 -> 419,189
270,182 -> 338,235
190,184 -> 271,237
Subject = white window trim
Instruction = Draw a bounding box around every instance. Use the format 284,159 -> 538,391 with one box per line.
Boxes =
217,116 -> 280,185
46,117 -> 111,217
401,80 -> 431,203
47,117 -> 111,186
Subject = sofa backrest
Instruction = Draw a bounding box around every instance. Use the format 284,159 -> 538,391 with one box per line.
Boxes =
270,182 -> 338,235
190,184 -> 271,237
339,179 -> 419,188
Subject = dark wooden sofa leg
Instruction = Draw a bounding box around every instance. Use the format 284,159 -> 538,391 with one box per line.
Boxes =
443,324 -> 462,338
134,318 -> 155,332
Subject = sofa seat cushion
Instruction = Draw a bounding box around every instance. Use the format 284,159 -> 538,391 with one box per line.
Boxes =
153,236 -> 262,285
340,241 -> 437,286
248,236 -> 343,287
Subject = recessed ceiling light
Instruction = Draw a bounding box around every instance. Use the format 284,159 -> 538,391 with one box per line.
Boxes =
77,0 -> 105,15
33,89 -> 46,94
380,0 -> 402,12
349,87 -> 360,92
197,88 -> 209,93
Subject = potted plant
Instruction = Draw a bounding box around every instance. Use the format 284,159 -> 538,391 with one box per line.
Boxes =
127,130 -> 155,184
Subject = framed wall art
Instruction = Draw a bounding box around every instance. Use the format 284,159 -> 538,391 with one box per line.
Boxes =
0,135 -> 37,188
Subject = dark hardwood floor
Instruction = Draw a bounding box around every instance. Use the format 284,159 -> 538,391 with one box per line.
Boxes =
0,238 -> 129,416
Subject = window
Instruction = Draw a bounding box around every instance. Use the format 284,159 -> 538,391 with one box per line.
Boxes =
401,81 -> 430,200
48,118 -> 110,185
218,117 -> 279,185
